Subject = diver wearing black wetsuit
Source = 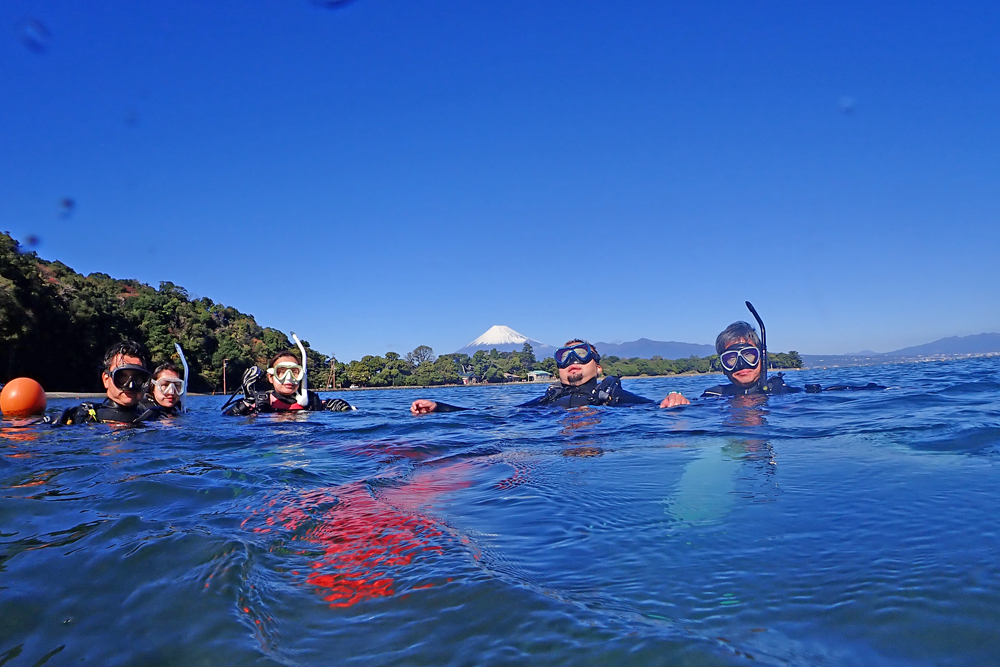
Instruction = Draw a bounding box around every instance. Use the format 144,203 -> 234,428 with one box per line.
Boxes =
698,302 -> 884,399
222,359 -> 353,416
414,341 -> 660,414
58,340 -> 164,425
224,386 -> 352,415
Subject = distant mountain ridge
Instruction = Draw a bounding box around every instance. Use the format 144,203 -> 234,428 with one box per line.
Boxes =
802,332 -> 1000,368
593,338 -> 715,360
454,326 -> 1000,367
886,333 -> 1000,357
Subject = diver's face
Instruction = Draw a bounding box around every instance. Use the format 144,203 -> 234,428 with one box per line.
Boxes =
152,369 -> 182,408
268,355 -> 301,396
724,338 -> 762,388
559,360 -> 602,387
102,354 -> 144,407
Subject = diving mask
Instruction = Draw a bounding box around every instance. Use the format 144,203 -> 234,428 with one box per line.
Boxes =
554,344 -> 600,369
268,363 -> 304,383
154,377 -> 184,395
108,364 -> 151,392
719,344 -> 761,373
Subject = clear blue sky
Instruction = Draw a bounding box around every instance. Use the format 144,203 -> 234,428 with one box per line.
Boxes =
2,0 -> 998,360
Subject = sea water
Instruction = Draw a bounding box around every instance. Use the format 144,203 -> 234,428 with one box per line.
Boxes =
2,357 -> 999,666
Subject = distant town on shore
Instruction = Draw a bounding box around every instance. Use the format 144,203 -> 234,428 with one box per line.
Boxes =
3,231 -> 997,392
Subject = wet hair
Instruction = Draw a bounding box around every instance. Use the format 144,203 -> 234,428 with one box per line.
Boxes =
561,339 -> 601,362
101,340 -> 149,373
267,349 -> 301,368
152,362 -> 183,381
715,321 -> 762,356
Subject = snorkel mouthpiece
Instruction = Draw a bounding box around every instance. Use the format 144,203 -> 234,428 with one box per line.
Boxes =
174,343 -> 189,413
744,301 -> 768,389
290,332 -> 309,407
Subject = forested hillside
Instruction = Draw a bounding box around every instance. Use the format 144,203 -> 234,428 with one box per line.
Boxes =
1,232 -> 326,391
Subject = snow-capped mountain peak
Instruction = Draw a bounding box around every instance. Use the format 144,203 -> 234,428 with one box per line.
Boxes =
465,325 -> 529,348
454,325 -> 555,356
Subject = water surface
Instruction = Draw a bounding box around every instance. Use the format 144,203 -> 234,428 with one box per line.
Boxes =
2,358 -> 999,666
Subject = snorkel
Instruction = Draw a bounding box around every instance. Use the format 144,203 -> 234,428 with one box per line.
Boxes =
174,343 -> 189,413
290,332 -> 309,407
744,301 -> 768,391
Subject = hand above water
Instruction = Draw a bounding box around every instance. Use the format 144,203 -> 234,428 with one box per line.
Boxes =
659,392 -> 690,408
410,399 -> 437,415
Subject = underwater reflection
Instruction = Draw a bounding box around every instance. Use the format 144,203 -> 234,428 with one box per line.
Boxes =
725,394 -> 769,427
243,458 -> 473,608
558,407 -> 603,457
665,439 -> 777,526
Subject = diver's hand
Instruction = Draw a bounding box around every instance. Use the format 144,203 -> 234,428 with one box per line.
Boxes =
241,366 -> 263,396
659,392 -> 690,408
410,399 -> 437,415
325,398 -> 354,412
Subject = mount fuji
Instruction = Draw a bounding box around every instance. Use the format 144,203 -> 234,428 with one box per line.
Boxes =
454,325 -> 555,357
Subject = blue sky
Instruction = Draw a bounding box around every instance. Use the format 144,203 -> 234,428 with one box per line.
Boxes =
2,0 -> 998,360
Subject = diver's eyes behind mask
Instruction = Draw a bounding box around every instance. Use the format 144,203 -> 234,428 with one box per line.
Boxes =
719,345 -> 761,372
554,345 -> 599,369
109,365 -> 151,391
154,377 -> 184,395
268,363 -> 304,383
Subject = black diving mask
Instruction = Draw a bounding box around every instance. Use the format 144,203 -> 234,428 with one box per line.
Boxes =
108,365 -> 151,391
555,344 -> 600,368
719,344 -> 761,373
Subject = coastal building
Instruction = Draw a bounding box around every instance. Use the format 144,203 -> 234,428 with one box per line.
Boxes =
527,370 -> 552,382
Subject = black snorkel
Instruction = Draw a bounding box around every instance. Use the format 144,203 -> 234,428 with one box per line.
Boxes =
744,300 -> 767,392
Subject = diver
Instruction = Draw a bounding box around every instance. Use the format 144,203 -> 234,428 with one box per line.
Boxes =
144,343 -> 191,416
57,340 -> 164,424
410,339 -> 678,414
223,334 -> 354,415
146,362 -> 185,415
661,302 -> 885,407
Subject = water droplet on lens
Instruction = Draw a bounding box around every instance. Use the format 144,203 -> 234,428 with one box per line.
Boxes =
18,17 -> 51,54
59,197 -> 76,217
839,96 -> 856,114
19,235 -> 41,253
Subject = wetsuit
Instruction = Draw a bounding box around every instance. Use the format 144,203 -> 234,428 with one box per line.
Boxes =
224,390 -> 353,416
701,373 -> 803,398
428,376 -> 654,412
57,399 -> 163,425
151,402 -> 182,417
700,373 -> 885,398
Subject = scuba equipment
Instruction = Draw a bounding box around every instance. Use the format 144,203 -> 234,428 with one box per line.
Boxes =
719,344 -> 761,372
555,343 -> 600,368
290,332 -> 309,408
744,301 -> 768,392
153,377 -> 183,394
174,343 -> 189,413
268,362 -> 304,383
109,365 -> 151,392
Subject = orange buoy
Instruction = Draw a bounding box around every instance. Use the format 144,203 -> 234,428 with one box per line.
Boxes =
1,378 -> 47,417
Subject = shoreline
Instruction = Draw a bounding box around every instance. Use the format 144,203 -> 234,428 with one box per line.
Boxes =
42,368 -> 806,399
